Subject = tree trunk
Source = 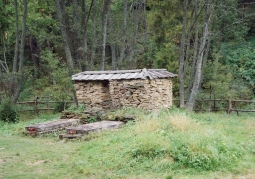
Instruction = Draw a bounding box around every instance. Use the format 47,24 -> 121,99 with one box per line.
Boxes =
9,0 -> 19,97
90,0 -> 97,70
127,0 -> 143,67
100,0 -> 111,71
55,0 -> 74,74
29,36 -> 40,78
0,66 -> 2,103
187,0 -> 212,111
118,0 -> 128,70
199,38 -> 211,88
55,0 -> 78,106
108,12 -> 116,70
179,0 -> 188,108
187,0 -> 199,100
13,0 -> 19,74
81,0 -> 88,71
13,0 -> 27,103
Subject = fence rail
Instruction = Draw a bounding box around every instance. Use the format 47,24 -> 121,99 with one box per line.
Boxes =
16,96 -> 74,114
16,97 -> 255,115
173,99 -> 255,114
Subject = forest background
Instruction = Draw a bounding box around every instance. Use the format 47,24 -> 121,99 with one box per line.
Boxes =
0,0 -> 255,111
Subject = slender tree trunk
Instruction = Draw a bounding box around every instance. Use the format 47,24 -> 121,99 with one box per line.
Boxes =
55,0 -> 78,106
81,0 -> 88,71
55,0 -> 74,74
9,0 -> 19,97
187,0 -> 199,100
13,0 -> 19,73
73,0 -> 81,70
119,0 -> 128,70
13,0 -> 27,103
179,0 -> 188,108
91,17 -> 97,70
29,36 -> 40,78
0,66 -> 2,103
187,0 -> 212,111
128,0 -> 144,67
108,11 -> 116,70
90,0 -> 97,70
100,0 -> 111,70
199,38 -> 211,88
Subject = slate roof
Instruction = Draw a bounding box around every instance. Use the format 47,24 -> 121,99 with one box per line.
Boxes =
72,68 -> 177,81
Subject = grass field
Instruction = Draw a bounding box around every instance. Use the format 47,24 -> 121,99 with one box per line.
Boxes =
1,108 -> 255,179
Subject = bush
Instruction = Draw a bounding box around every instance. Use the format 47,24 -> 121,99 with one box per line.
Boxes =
54,102 -> 66,113
0,99 -> 19,123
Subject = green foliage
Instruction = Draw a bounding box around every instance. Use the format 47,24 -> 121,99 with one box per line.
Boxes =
34,50 -> 74,101
0,99 -> 19,123
54,102 -> 66,113
222,37 -> 255,90
67,104 -> 85,113
147,0 -> 181,74
87,116 -> 97,123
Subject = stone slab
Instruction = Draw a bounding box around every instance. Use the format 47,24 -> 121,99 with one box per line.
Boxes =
25,118 -> 80,133
66,120 -> 124,135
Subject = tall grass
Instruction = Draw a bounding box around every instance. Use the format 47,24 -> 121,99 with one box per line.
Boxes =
1,107 -> 255,178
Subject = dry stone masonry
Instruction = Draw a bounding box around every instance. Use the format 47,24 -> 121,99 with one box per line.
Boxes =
109,79 -> 172,110
72,69 -> 177,111
74,80 -> 111,109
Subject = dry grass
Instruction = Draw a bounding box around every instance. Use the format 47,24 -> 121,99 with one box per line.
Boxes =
168,113 -> 191,131
134,119 -> 159,134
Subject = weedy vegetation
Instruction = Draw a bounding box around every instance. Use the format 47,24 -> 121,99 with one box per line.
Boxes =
1,107 -> 255,178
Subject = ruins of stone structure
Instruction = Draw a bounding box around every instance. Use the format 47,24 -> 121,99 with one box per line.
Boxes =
72,68 -> 177,110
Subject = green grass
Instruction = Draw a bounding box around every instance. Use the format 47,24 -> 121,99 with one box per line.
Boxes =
1,108 -> 255,178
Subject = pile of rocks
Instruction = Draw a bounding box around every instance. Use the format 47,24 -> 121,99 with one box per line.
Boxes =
61,108 -> 106,124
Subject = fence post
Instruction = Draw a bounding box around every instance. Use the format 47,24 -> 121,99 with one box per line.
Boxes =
227,99 -> 232,114
34,96 -> 39,115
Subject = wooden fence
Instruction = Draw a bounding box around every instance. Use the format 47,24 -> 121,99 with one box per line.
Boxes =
173,99 -> 255,114
16,96 -> 74,115
17,97 -> 255,115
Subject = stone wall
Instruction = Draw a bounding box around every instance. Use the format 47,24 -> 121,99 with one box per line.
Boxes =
109,78 -> 172,110
74,80 -> 111,109
74,78 -> 173,110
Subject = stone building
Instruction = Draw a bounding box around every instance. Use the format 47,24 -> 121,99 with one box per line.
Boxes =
72,68 -> 177,110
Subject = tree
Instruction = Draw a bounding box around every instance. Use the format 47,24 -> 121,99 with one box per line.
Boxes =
13,0 -> 28,103
55,0 -> 78,105
187,0 -> 212,111
179,0 -> 188,108
100,0 -> 111,70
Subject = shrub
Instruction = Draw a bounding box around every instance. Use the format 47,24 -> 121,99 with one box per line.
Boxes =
54,102 -> 66,113
0,99 -> 19,123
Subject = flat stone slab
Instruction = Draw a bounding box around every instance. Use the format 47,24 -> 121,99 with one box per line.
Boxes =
66,120 -> 124,135
25,118 -> 80,135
